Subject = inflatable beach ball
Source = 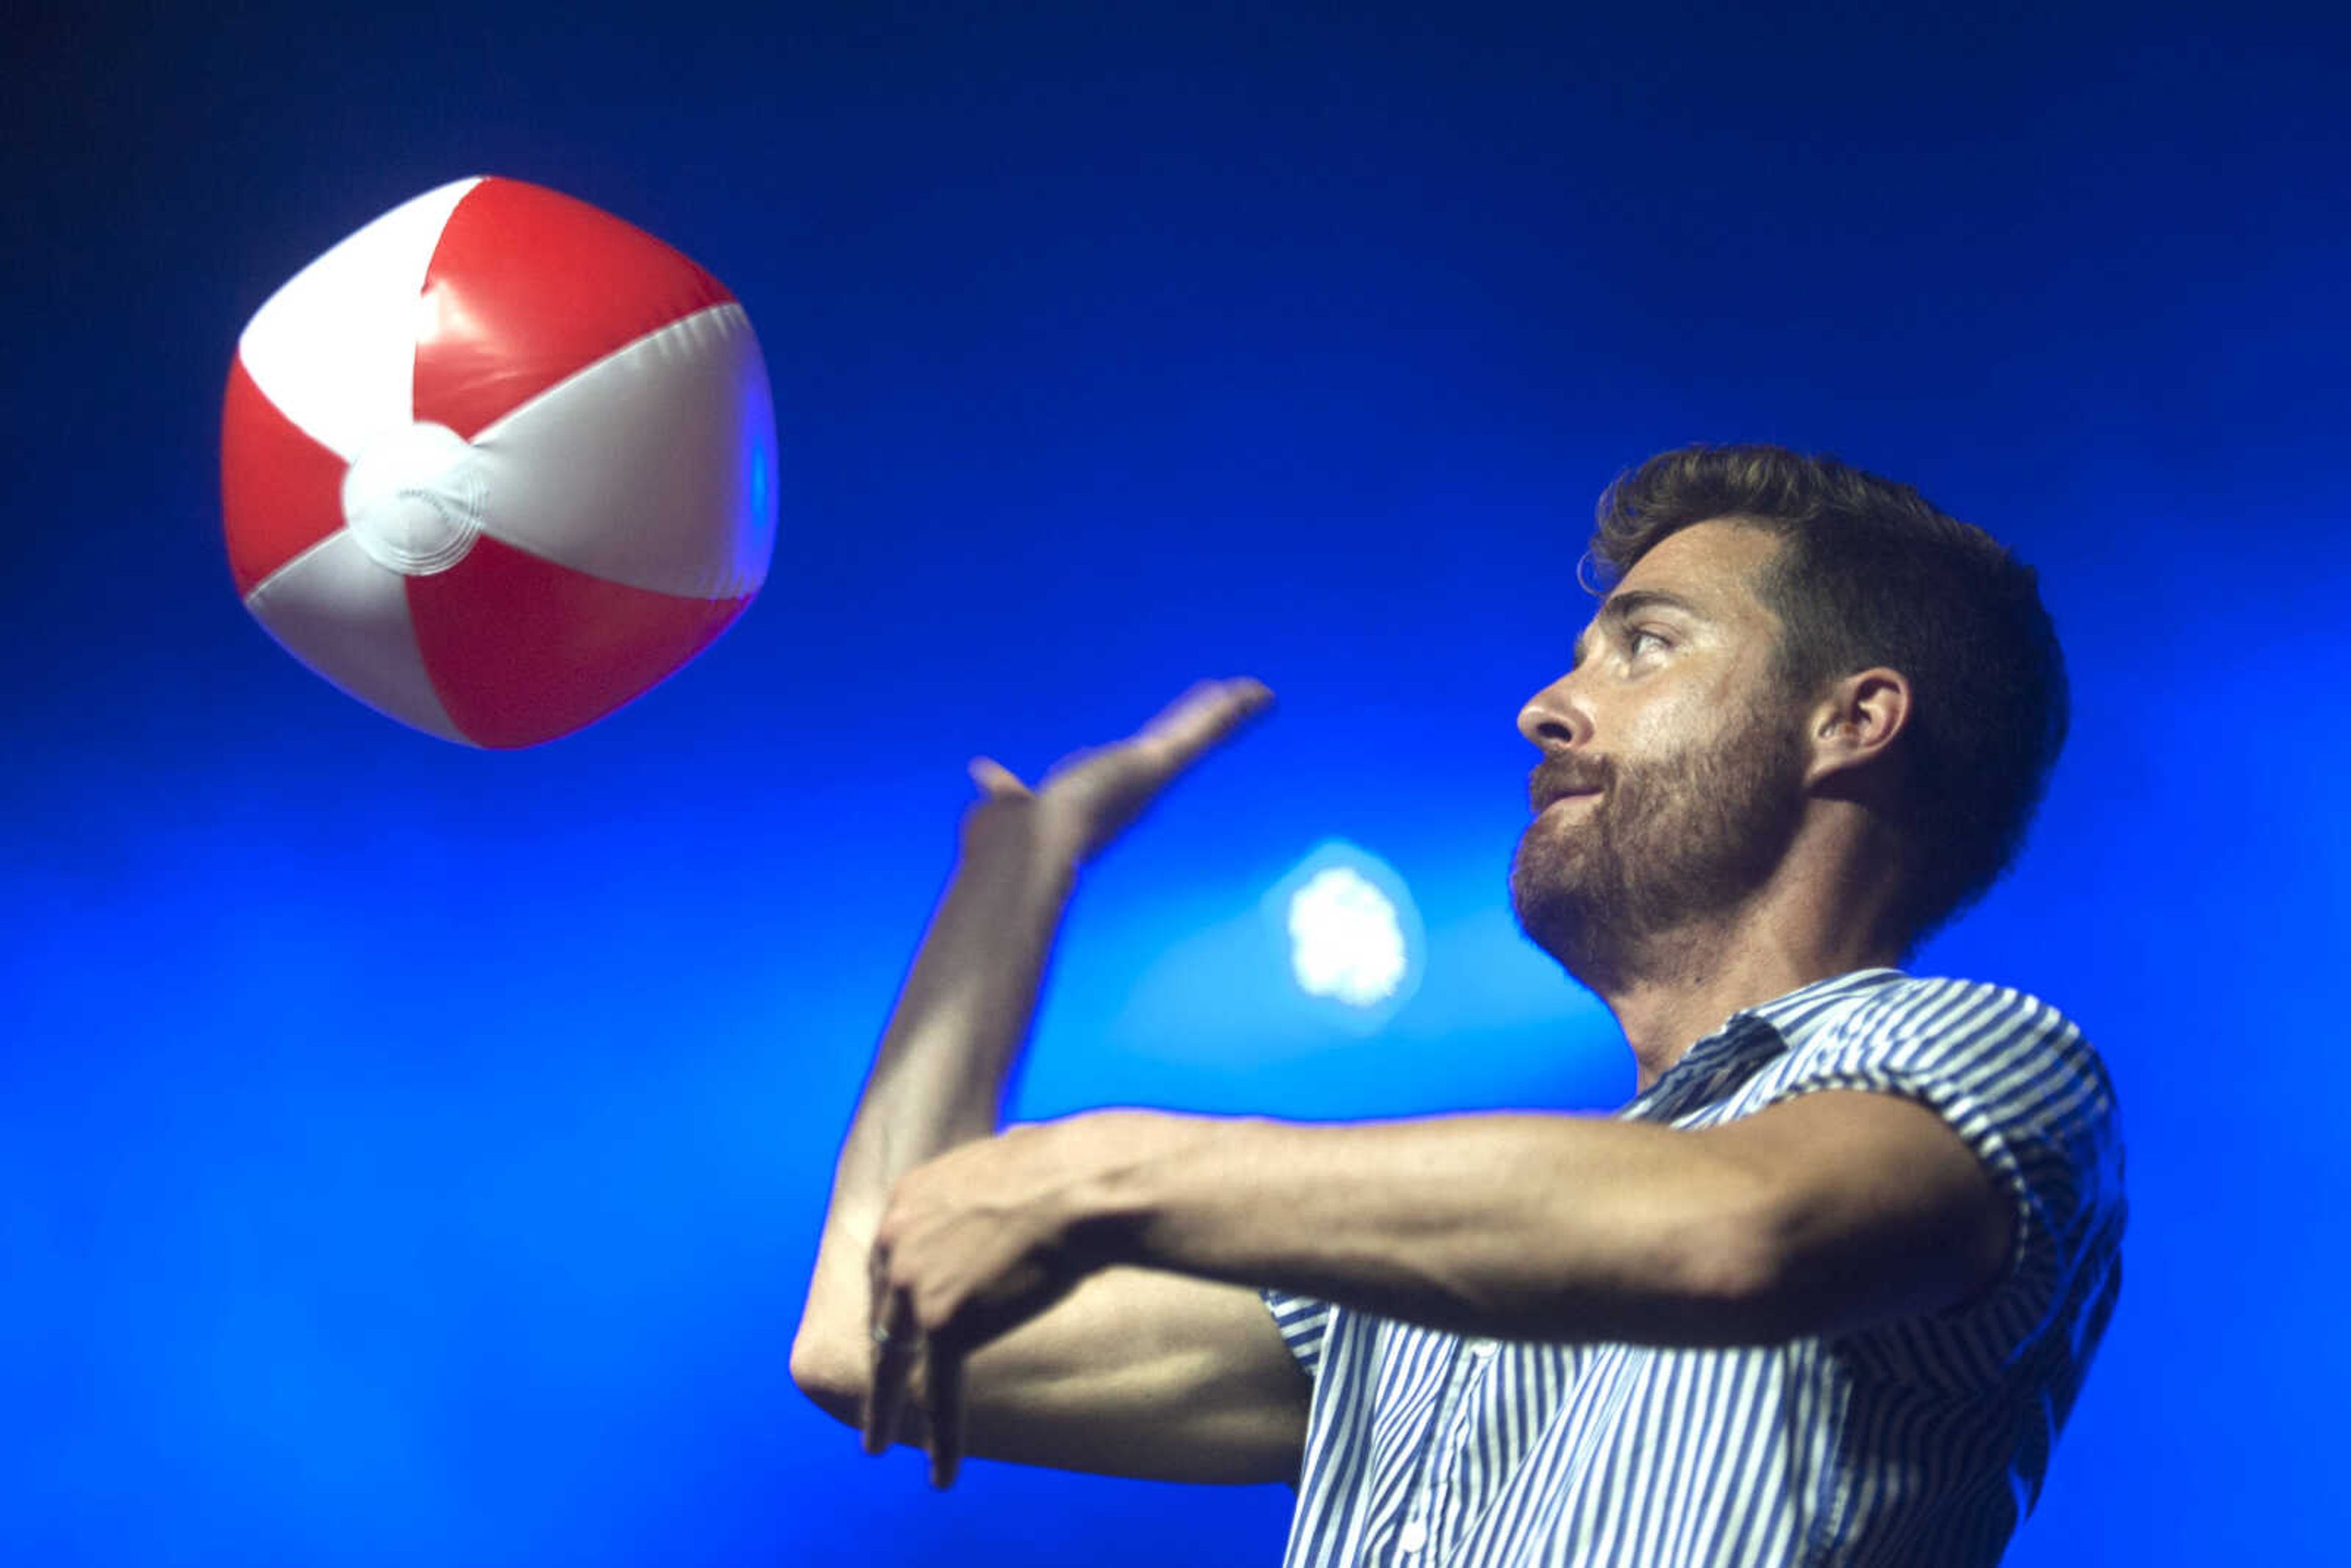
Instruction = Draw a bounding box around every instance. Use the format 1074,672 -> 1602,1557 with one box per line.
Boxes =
221,176 -> 777,748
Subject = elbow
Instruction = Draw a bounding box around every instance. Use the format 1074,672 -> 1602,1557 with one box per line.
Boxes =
789,1325 -> 866,1428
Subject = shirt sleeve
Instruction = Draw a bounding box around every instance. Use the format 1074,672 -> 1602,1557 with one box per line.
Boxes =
1754,978 -> 2126,1354
1259,1286 -> 1335,1381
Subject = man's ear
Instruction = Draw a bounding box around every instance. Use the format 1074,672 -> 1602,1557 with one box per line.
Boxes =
1805,667 -> 1911,790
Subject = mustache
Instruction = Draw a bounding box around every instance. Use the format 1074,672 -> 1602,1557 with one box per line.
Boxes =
1528,754 -> 1614,813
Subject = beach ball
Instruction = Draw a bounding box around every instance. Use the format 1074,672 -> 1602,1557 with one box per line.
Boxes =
220,176 -> 777,747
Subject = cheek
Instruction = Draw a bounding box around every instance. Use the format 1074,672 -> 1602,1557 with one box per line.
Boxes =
1633,656 -> 1786,745
1606,680 -> 1717,753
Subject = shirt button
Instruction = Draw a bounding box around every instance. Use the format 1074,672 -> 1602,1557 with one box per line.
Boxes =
1469,1339 -> 1497,1357
1397,1519 -> 1429,1552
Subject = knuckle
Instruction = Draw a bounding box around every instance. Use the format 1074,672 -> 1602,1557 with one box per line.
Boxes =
912,1288 -> 957,1337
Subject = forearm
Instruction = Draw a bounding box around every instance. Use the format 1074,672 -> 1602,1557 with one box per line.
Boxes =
796,803 -> 1079,1372
1082,1112 -> 1787,1346
832,803 -> 1079,1205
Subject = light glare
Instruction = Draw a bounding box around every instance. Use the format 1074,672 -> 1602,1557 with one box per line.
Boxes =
1288,866 -> 1408,1005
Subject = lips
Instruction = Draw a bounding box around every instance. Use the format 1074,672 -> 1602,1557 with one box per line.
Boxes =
1528,759 -> 1607,815
1532,785 -> 1602,814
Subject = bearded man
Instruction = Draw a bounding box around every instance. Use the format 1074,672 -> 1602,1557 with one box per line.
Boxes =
790,444 -> 2124,1567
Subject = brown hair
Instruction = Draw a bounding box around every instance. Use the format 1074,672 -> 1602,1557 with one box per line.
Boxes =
1589,443 -> 2068,952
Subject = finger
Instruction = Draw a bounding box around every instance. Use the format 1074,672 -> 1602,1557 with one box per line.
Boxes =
860,1244 -> 891,1452
861,1285 -> 919,1456
926,1340 -> 966,1490
968,756 -> 1033,798
1135,678 -> 1276,767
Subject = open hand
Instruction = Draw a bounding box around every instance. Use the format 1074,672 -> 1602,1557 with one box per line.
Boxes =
965,678 -> 1275,866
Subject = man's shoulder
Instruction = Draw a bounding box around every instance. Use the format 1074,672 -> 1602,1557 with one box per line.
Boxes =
1768,969 -> 2090,1055
1750,969 -> 2118,1125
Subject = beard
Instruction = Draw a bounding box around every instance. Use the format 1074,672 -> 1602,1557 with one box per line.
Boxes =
1509,705 -> 1811,990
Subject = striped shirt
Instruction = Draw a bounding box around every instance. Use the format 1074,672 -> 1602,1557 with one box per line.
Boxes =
1261,968 -> 2125,1567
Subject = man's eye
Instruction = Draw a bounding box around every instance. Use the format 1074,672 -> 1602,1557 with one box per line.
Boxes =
1627,628 -> 1667,656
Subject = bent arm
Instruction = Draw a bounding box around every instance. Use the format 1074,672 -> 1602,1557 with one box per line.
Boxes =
1063,1093 -> 2009,1347
790,684 -> 1309,1487
792,801 -> 1078,1387
799,1261 -> 1309,1485
792,808 -> 1310,1485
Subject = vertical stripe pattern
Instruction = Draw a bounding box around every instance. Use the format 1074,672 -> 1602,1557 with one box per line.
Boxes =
1263,969 -> 2125,1567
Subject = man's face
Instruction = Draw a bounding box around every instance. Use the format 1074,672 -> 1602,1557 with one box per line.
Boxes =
1508,520 -> 1814,981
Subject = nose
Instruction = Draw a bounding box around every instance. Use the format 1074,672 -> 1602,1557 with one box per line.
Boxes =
1517,673 -> 1591,751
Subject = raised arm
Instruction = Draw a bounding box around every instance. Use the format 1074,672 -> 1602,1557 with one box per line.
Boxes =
789,679 -> 1310,1488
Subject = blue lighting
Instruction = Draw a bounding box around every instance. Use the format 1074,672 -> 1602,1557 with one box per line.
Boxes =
6,9 -> 2347,1567
745,418 -> 773,534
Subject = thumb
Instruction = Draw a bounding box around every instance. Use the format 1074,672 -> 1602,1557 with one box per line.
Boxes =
969,756 -> 1033,798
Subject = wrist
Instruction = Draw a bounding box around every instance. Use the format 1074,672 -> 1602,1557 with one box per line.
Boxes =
958,795 -> 1085,884
1057,1110 -> 1242,1267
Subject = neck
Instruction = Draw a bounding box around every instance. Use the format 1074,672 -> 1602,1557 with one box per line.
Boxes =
1589,820 -> 1909,1092
1598,924 -> 1895,1092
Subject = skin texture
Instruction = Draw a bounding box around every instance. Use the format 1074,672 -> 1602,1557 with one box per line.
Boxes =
1507,545 -> 1815,1004
815,525 -> 2011,1490
1508,522 -> 1918,1084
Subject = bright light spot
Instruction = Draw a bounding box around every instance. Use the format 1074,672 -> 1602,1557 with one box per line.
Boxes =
1288,866 -> 1409,1006
414,282 -> 471,348
1261,839 -> 1426,1039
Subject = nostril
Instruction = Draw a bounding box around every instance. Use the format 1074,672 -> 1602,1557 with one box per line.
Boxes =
1523,714 -> 1579,748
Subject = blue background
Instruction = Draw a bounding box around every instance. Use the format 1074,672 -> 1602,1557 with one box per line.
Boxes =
6,2 -> 2345,1562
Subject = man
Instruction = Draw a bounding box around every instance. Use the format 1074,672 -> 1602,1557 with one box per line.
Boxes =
790,445 -> 2124,1567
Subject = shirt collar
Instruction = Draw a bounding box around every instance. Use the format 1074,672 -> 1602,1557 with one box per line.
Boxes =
1623,967 -> 1907,1120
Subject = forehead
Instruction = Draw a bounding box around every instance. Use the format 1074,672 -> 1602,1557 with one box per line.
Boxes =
1573,519 -> 1783,661
1617,522 -> 1777,606
1608,519 -> 1780,611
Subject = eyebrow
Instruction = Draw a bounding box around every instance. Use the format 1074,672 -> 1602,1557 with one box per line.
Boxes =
1572,588 -> 1708,666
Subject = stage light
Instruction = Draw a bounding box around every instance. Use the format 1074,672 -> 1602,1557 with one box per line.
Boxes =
1265,839 -> 1425,1034
1286,866 -> 1405,1004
